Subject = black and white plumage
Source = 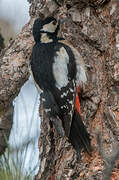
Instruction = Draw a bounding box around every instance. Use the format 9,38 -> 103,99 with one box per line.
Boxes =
29,17 -> 91,156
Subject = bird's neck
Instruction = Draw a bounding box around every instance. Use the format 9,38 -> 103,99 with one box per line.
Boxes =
40,33 -> 54,43
34,31 -> 64,44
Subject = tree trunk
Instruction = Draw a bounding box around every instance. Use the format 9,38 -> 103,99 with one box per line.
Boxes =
0,0 -> 119,179
0,19 -> 34,154
32,0 -> 119,179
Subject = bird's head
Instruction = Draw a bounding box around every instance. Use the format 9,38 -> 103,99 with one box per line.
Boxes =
33,17 -> 60,43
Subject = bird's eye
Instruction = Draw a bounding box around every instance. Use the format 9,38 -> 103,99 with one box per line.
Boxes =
52,20 -> 57,25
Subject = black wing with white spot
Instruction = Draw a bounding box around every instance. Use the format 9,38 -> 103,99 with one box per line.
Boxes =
30,41 -> 77,136
30,17 -> 91,157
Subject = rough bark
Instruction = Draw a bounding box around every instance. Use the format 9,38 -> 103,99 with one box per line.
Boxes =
0,32 -> 11,155
0,19 -> 34,154
31,0 -> 118,179
0,0 -> 119,179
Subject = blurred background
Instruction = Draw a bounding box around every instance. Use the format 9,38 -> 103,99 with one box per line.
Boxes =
0,0 -> 30,44
0,0 -> 41,179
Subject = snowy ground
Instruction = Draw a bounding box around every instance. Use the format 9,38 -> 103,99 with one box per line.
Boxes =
9,77 -> 41,177
0,0 -> 41,178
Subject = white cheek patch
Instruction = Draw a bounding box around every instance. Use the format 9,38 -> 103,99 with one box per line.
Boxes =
41,22 -> 58,33
53,47 -> 69,90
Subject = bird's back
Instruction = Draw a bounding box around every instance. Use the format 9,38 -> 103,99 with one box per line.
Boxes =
30,41 -> 76,92
30,17 -> 91,157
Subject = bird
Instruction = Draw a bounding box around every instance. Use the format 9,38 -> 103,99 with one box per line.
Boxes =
29,16 -> 91,157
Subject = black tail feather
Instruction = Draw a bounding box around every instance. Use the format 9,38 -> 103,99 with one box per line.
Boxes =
69,110 -> 91,156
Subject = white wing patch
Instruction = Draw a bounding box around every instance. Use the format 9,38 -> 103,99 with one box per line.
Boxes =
53,47 -> 69,90
70,47 -> 87,85
59,40 -> 87,86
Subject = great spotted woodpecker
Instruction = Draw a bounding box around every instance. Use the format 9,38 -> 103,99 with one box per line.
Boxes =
30,17 -> 91,156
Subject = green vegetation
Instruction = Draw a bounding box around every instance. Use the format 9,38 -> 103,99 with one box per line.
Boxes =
0,133 -> 39,180
0,84 -> 40,180
0,146 -> 33,180
0,169 -> 32,180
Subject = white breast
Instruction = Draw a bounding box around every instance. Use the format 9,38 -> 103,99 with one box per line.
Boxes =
53,47 -> 69,90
